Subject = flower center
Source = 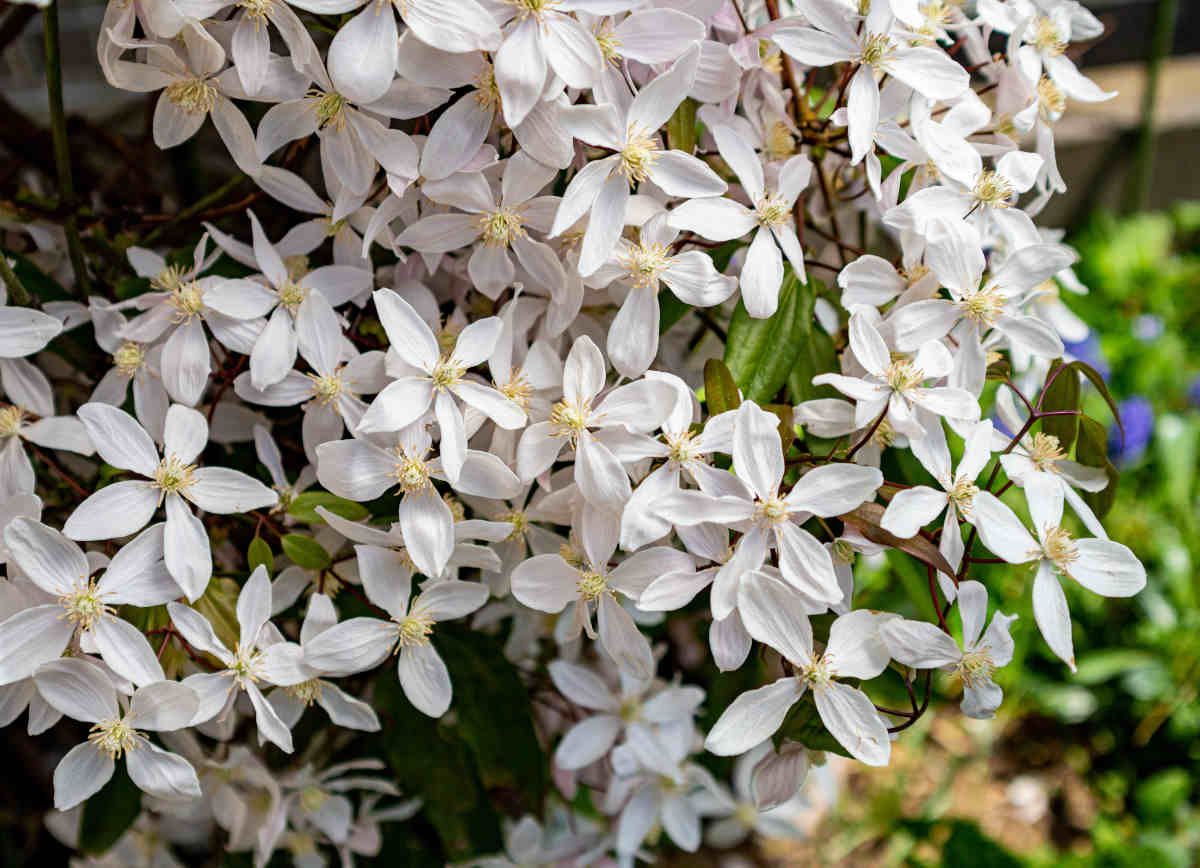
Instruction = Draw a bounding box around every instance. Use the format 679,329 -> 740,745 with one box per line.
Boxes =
306,371 -> 345,407
1031,15 -> 1067,56
430,357 -> 465,390
618,696 -> 641,722
618,125 -> 660,185
619,242 -> 675,288
473,63 -> 501,110
286,678 -> 323,707
278,279 -> 308,312
576,569 -> 609,602
1028,432 -> 1065,471
395,611 -> 435,647
884,359 -> 924,394
755,193 -> 791,229
0,404 -> 25,437
230,646 -> 262,686
238,0 -> 274,26
948,478 -> 979,515
872,418 -> 897,447
309,89 -> 348,132
478,209 -> 525,248
504,0 -> 558,20
955,646 -> 996,688
168,281 -> 206,322
1042,525 -> 1079,572
665,430 -> 702,468
498,370 -> 533,409
858,33 -> 896,68
499,509 -> 528,542
549,400 -> 592,439
113,341 -> 146,377
391,450 -> 431,495
151,264 -> 189,292
166,78 -> 218,115
87,718 -> 139,759
753,496 -> 790,527
918,0 -> 952,30
764,120 -> 796,160
803,656 -> 833,688
299,785 -> 328,814
60,579 -> 112,631
959,284 -> 1008,326
1037,75 -> 1066,120
596,26 -> 622,62
971,170 -> 1014,210
155,454 -> 198,494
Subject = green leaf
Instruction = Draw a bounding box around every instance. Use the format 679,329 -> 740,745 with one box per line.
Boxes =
437,631 -> 547,813
763,403 -> 796,453
288,491 -> 369,524
281,533 -> 331,570
247,536 -> 273,576
658,289 -> 692,335
1039,359 -> 1080,451
1073,649 -> 1159,685
375,664 -> 502,859
1075,415 -> 1118,517
985,357 -> 1012,381
772,692 -> 851,758
1065,359 -> 1123,438
704,358 -> 741,415
787,322 -> 838,404
192,577 -> 241,653
724,270 -> 814,404
78,763 -> 141,854
665,98 -> 698,154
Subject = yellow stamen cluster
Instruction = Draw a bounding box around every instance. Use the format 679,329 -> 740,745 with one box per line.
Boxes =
955,646 -> 995,687
618,696 -> 641,723
444,494 -> 465,522
871,418 -> 897,448
499,509 -> 528,542
430,358 -> 466,390
503,0 -> 558,20
576,569 -> 609,602
1028,432 -> 1065,471
948,478 -> 979,515
306,372 -> 344,407
619,242 -> 675,288
755,193 -> 791,229
858,33 -> 896,68
959,284 -> 1008,326
665,429 -> 702,468
166,78 -> 218,115
499,371 -> 533,410
971,170 -> 1014,209
473,64 -> 502,110
1037,75 -> 1066,120
298,786 -> 328,814
763,120 -> 796,161
884,359 -> 925,394
596,26 -> 622,62
549,400 -> 591,439
229,647 -> 262,686
155,454 -> 197,494
753,496 -> 790,527
0,404 -> 25,437
1042,525 -> 1079,571
391,451 -> 431,495
900,263 -> 930,287
395,612 -> 435,647
278,279 -> 308,312
1031,15 -> 1067,56
286,678 -> 323,707
803,656 -> 833,688
113,341 -> 147,377
238,0 -> 275,28
478,209 -> 526,248
151,264 -> 189,293
309,89 -> 348,132
618,126 -> 660,185
60,580 -> 112,631
87,718 -> 139,759
168,281 -> 206,322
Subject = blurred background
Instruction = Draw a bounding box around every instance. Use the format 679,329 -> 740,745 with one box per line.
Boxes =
1,0 -> 1199,866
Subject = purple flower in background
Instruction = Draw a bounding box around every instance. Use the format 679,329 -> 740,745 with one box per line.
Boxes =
1110,396 -> 1153,465
1132,314 -> 1164,342
1189,376 -> 1200,409
1063,334 -> 1110,381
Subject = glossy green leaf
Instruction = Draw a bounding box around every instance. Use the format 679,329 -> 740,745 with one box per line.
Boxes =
1075,415 -> 1119,517
658,289 -> 692,334
764,403 -> 796,453
78,764 -> 141,854
1039,359 -> 1080,451
1066,359 -> 1123,438
247,536 -> 273,576
725,269 -> 814,404
665,97 -> 698,154
288,491 -> 369,524
704,358 -> 741,415
281,533 -> 331,570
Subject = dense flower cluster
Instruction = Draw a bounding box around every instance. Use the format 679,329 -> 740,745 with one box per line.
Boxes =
0,0 -> 1143,863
